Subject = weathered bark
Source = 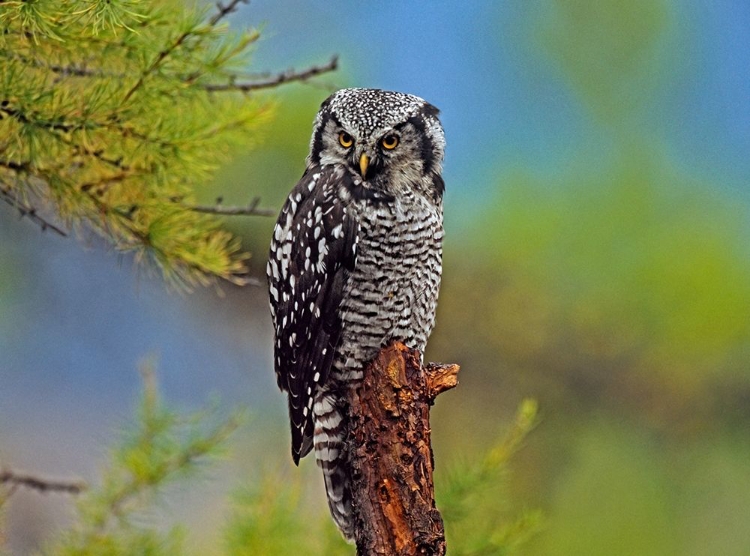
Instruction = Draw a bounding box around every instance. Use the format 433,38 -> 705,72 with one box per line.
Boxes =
347,341 -> 460,556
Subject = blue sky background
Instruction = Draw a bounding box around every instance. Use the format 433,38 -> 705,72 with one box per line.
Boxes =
246,1 -> 750,195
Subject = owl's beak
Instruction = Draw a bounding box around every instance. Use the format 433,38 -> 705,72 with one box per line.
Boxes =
358,153 -> 370,179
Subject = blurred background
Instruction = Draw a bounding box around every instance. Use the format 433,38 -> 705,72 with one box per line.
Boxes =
2,0 -> 750,554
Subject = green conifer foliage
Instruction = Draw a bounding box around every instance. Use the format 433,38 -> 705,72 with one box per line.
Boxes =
44,364 -> 242,556
0,0 -> 291,288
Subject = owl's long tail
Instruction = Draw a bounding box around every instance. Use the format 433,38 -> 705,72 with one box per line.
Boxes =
313,391 -> 354,541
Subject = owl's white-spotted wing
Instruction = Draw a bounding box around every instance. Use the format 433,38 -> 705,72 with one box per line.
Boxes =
267,165 -> 358,464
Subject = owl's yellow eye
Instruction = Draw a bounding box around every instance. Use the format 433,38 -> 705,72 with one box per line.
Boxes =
381,135 -> 399,150
339,131 -> 354,148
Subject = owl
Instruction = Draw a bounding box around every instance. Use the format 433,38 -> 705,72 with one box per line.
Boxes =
267,88 -> 445,539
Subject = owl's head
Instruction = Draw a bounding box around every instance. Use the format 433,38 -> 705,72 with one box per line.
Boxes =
307,88 -> 445,197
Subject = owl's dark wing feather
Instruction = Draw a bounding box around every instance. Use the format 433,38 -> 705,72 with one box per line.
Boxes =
267,165 -> 358,464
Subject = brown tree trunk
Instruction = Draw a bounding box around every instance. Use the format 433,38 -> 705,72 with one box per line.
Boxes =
347,341 -> 460,556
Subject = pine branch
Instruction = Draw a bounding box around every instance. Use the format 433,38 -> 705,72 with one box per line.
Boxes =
0,469 -> 85,495
0,183 -> 68,237
95,416 -> 239,530
79,171 -> 133,193
204,55 -> 339,93
184,196 -> 276,217
0,101 -> 169,154
0,103 -> 83,134
209,0 -> 250,26
0,50 -> 122,79
122,0 -> 251,102
0,105 -> 151,185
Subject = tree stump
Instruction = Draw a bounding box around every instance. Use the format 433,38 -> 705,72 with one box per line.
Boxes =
347,341 -> 460,556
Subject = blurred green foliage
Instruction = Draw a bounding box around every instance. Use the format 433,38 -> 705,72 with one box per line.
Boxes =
462,149 -> 750,391
537,0 -> 672,124
538,421 -> 677,556
43,364 -> 240,556
440,399 -> 542,556
431,1 -> 750,554
0,371 -> 538,555
222,475 -> 351,556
